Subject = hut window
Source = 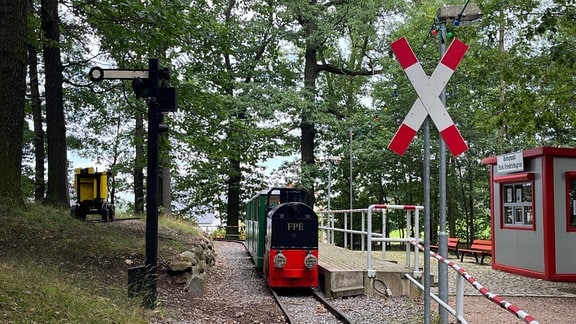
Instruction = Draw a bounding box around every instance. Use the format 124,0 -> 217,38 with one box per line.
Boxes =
495,173 -> 534,230
502,183 -> 533,227
565,172 -> 576,232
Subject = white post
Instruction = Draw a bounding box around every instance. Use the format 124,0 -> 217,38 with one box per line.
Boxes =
349,212 -> 354,250
344,212 -> 348,249
367,205 -> 374,277
406,210 -> 412,268
330,213 -> 335,244
456,275 -> 465,320
382,209 -> 387,259
414,208 -> 422,278
361,211 -> 366,252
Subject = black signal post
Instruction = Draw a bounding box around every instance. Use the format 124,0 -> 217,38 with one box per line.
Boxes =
143,58 -> 161,309
89,58 -> 176,309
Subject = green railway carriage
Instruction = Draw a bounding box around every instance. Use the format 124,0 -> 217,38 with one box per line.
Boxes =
245,190 -> 271,269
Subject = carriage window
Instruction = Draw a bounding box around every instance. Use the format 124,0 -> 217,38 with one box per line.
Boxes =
566,173 -> 576,232
502,182 -> 534,228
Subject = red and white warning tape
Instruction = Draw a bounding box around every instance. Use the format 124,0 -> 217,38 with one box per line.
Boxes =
409,239 -> 540,324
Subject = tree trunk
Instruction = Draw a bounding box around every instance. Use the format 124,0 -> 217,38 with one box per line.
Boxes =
301,26 -> 319,205
160,114 -> 171,215
222,1 -> 241,238
108,116 -> 123,205
223,94 -> 241,238
226,158 -> 241,238
497,10 -> 506,151
134,111 -> 145,214
468,172 -> 475,242
447,192 -> 457,237
42,0 -> 69,208
0,0 -> 27,206
28,34 -> 45,202
160,166 -> 171,215
446,159 -> 457,237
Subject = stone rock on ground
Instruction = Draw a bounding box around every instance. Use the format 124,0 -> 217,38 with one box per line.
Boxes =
165,233 -> 216,296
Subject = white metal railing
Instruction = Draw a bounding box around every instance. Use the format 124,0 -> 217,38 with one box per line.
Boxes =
317,205 -> 468,323
317,204 -> 424,278
318,205 -> 540,324
365,204 -> 424,278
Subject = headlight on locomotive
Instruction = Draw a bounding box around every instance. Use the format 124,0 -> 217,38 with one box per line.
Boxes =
273,251 -> 287,268
304,252 -> 318,269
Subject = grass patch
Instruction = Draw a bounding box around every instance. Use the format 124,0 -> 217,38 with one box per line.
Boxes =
0,260 -> 145,323
0,203 -> 202,323
159,215 -> 202,236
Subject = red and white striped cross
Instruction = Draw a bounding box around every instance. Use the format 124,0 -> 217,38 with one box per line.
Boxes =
388,37 -> 469,156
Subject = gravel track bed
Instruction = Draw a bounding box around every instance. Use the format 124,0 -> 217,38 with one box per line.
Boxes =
157,240 -> 576,323
192,240 -> 425,323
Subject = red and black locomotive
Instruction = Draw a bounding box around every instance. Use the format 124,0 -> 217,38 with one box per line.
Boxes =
246,187 -> 318,288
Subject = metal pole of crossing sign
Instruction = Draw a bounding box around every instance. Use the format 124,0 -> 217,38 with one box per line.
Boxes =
436,6 -> 482,324
438,23 -> 449,324
389,7 -> 481,324
423,118 -> 431,324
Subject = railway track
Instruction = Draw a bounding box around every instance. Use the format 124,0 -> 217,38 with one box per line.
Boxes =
271,288 -> 354,324
84,216 -> 142,223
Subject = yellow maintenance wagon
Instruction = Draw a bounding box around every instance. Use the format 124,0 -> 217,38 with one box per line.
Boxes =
71,167 -> 115,221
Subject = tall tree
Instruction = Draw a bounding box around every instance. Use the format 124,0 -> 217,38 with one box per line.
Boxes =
70,0 -> 189,213
27,0 -> 45,202
0,0 -> 28,206
29,42 -> 45,202
134,111 -> 145,214
42,0 -> 69,208
284,0 -> 401,202
171,0 -> 293,235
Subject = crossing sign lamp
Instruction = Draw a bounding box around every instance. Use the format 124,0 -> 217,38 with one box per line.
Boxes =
388,37 -> 468,156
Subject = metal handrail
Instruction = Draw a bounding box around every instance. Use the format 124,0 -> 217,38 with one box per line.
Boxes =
317,204 -> 424,278
318,205 -> 540,324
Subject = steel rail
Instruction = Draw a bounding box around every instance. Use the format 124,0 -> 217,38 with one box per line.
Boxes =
270,288 -> 297,324
312,289 -> 354,324
271,288 -> 354,324
84,217 -> 142,223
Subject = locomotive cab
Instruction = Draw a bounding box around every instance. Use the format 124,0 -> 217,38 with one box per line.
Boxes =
263,188 -> 318,288
264,187 -> 311,214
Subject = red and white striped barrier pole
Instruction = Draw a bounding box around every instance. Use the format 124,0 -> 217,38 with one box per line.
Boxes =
388,37 -> 469,156
409,239 -> 540,324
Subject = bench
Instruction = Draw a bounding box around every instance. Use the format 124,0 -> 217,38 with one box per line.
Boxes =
430,237 -> 460,259
459,239 -> 492,265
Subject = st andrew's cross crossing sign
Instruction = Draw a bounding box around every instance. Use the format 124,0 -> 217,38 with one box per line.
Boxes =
388,37 -> 468,157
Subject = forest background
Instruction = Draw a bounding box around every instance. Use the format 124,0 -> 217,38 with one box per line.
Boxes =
0,0 -> 574,243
